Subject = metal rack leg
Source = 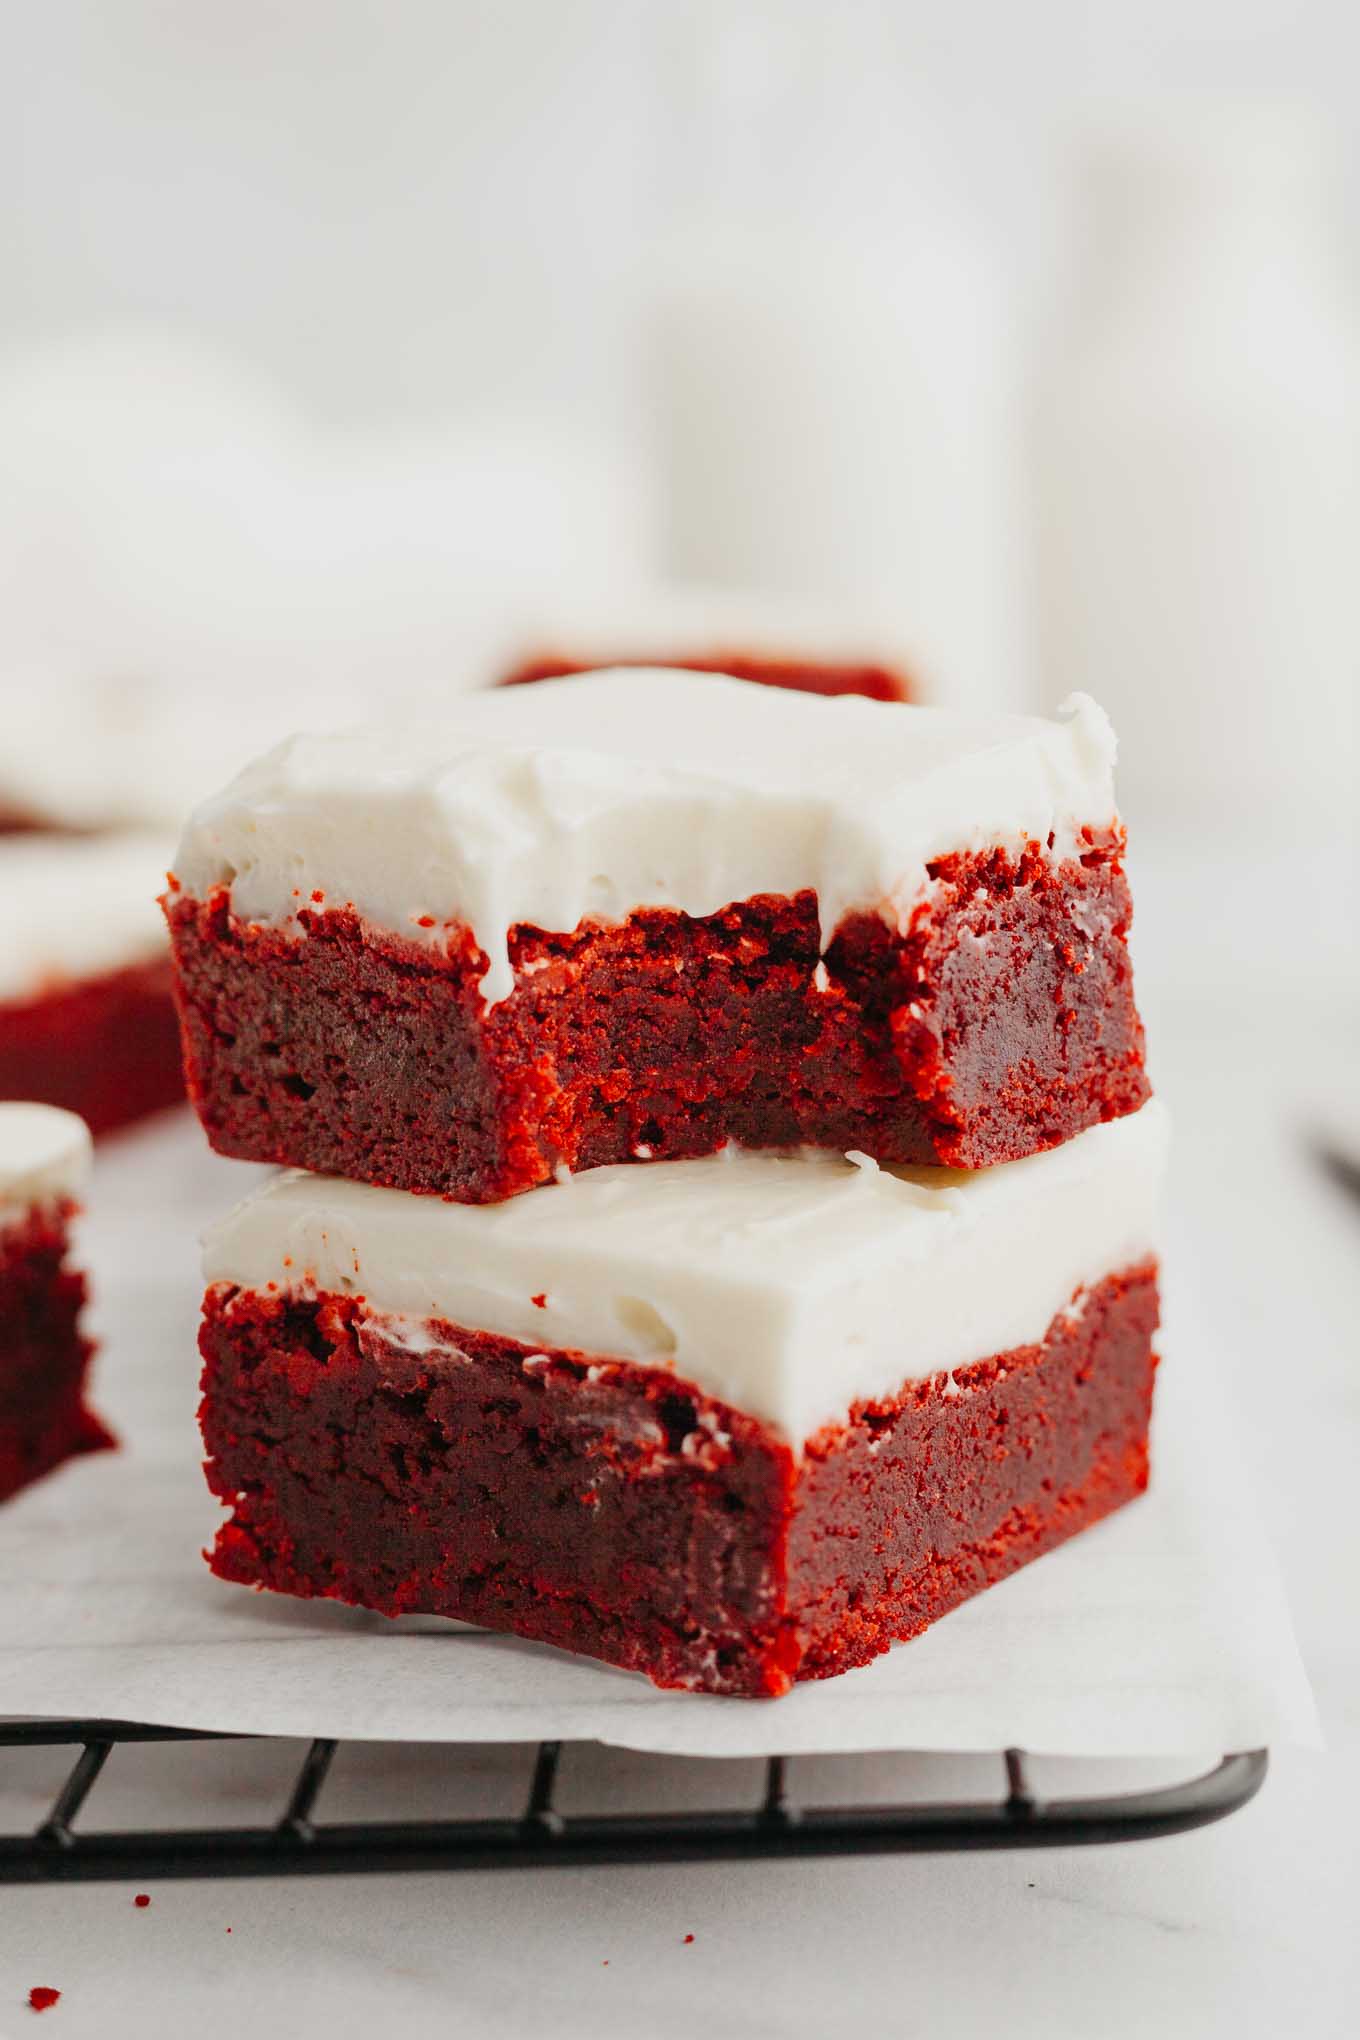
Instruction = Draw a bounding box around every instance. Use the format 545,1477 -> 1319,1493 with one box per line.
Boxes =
1004,1748 -> 1036,1821
522,1741 -> 564,1839
35,1740 -> 112,1850
279,1740 -> 338,1843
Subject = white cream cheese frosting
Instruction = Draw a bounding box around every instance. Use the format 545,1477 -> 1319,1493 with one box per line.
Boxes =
173,669 -> 1120,1004
203,1100 -> 1166,1446
0,1103 -> 92,1217
0,832 -> 171,1004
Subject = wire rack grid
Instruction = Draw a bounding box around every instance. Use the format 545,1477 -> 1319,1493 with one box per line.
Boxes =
0,1721 -> 1267,1881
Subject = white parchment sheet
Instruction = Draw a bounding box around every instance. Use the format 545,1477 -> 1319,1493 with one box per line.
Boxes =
0,1116 -> 1319,1758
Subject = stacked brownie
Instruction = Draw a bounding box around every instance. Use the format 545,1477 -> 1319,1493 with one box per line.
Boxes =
166,669 -> 1163,1696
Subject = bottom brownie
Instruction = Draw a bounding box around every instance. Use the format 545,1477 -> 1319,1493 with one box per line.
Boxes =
0,1202 -> 114,1503
199,1261 -> 1158,1696
0,957 -> 185,1136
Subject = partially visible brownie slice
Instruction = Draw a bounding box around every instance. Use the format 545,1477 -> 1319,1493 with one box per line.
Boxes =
0,833 -> 184,1135
0,1104 -> 114,1502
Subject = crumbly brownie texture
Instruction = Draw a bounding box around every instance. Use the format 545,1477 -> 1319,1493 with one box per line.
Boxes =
199,1261 -> 1158,1695
0,1202 -> 113,1502
0,958 -> 185,1136
499,650 -> 910,703
166,838 -> 1148,1200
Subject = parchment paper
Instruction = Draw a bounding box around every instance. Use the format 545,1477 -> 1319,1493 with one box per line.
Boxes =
0,1116 -> 1319,1758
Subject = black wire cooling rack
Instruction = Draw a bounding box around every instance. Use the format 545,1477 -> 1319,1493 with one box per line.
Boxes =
0,1721 -> 1267,1880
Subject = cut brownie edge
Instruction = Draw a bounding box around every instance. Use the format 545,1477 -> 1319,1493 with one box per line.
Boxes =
167,839 -> 1148,1200
199,1260 -> 1158,1696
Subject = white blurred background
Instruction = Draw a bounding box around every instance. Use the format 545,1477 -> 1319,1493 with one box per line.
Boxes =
2,11 -> 1359,2017
2,4 -> 1357,819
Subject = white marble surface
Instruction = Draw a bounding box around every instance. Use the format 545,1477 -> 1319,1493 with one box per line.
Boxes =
0,836 -> 1357,2038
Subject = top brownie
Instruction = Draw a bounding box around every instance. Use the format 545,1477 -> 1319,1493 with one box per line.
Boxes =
164,670 -> 1149,1201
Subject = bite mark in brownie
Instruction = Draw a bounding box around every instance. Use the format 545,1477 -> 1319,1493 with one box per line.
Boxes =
199,1262 -> 1158,1695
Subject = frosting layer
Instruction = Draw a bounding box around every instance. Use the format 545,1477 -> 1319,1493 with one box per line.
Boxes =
0,833 -> 170,1003
203,1100 -> 1166,1445
173,669 -> 1119,1003
0,1103 -> 92,1214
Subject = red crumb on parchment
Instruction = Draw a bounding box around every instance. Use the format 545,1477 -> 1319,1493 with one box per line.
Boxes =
28,1986 -> 61,2011
683,1933 -> 695,1944
134,1893 -> 151,1908
531,1293 -> 547,1309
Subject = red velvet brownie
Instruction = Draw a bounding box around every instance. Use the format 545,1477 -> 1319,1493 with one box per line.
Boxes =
1,834 -> 184,1135
166,672 -> 1148,1201
199,1101 -> 1165,1695
0,1105 -> 114,1502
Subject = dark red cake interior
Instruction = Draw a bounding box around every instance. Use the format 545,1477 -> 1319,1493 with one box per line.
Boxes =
0,1202 -> 114,1503
200,1260 -> 1158,1696
166,839 -> 1148,1202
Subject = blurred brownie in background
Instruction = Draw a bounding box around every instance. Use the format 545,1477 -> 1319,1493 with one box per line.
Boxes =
496,585 -> 915,702
0,834 -> 184,1135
